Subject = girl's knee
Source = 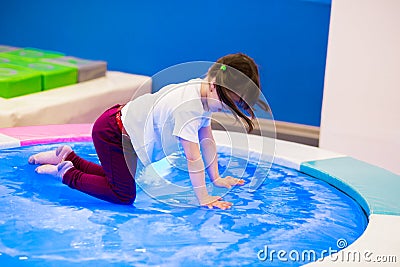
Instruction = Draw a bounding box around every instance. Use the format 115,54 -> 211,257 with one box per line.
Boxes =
116,194 -> 136,205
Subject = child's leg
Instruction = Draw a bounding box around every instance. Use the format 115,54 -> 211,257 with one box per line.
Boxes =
65,151 -> 105,177
35,159 -> 124,203
62,105 -> 137,205
62,167 -> 127,204
30,145 -> 106,177
62,145 -> 137,204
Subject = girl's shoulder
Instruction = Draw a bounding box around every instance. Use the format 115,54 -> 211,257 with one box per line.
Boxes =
155,79 -> 202,101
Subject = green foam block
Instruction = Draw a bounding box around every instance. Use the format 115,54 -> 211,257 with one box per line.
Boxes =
15,61 -> 78,90
2,47 -> 64,62
0,56 -> 78,90
0,55 -> 13,64
0,64 -> 42,98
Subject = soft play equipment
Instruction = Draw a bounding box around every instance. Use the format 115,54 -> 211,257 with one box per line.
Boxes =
43,56 -> 107,82
0,46 -> 107,98
0,63 -> 42,98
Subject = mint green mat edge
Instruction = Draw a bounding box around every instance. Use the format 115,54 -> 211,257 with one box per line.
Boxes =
300,157 -> 400,217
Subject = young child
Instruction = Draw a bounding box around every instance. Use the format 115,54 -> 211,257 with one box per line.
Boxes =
29,53 -> 264,209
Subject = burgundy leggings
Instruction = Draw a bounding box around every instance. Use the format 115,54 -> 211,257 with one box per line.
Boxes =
62,105 -> 137,205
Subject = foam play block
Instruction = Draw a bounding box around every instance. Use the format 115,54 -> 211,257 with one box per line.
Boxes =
12,61 -> 78,90
0,64 -> 42,98
0,52 -> 77,90
2,47 -> 64,62
0,45 -> 19,53
0,56 -> 77,90
43,56 -> 107,82
0,55 -> 13,64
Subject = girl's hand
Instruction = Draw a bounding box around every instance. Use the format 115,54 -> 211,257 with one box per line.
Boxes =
213,176 -> 245,189
199,195 -> 233,210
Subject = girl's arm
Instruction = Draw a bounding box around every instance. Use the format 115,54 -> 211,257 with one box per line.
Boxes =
198,126 -> 245,188
179,137 -> 232,209
198,126 -> 220,182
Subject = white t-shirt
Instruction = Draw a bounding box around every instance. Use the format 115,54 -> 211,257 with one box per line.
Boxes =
121,78 -> 211,166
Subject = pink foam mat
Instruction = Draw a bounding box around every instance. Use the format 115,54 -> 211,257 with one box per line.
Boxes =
0,124 -> 92,146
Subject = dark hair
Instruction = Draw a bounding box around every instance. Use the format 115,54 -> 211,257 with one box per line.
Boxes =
208,53 -> 266,133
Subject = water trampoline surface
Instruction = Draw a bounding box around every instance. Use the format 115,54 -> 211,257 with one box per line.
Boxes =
0,142 -> 367,266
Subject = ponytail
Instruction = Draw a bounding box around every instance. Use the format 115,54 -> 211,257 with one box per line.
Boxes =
208,53 -> 262,133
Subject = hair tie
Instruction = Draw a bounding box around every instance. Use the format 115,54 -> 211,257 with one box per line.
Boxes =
220,65 -> 227,71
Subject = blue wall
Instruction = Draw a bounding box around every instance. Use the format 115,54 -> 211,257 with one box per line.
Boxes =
0,0 -> 331,126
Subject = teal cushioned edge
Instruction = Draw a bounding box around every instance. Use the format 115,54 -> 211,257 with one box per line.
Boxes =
300,157 -> 400,216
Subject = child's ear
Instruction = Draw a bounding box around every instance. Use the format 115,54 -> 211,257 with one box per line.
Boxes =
210,82 -> 216,90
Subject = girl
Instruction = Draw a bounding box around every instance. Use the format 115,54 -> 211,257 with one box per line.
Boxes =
29,53 -> 264,210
